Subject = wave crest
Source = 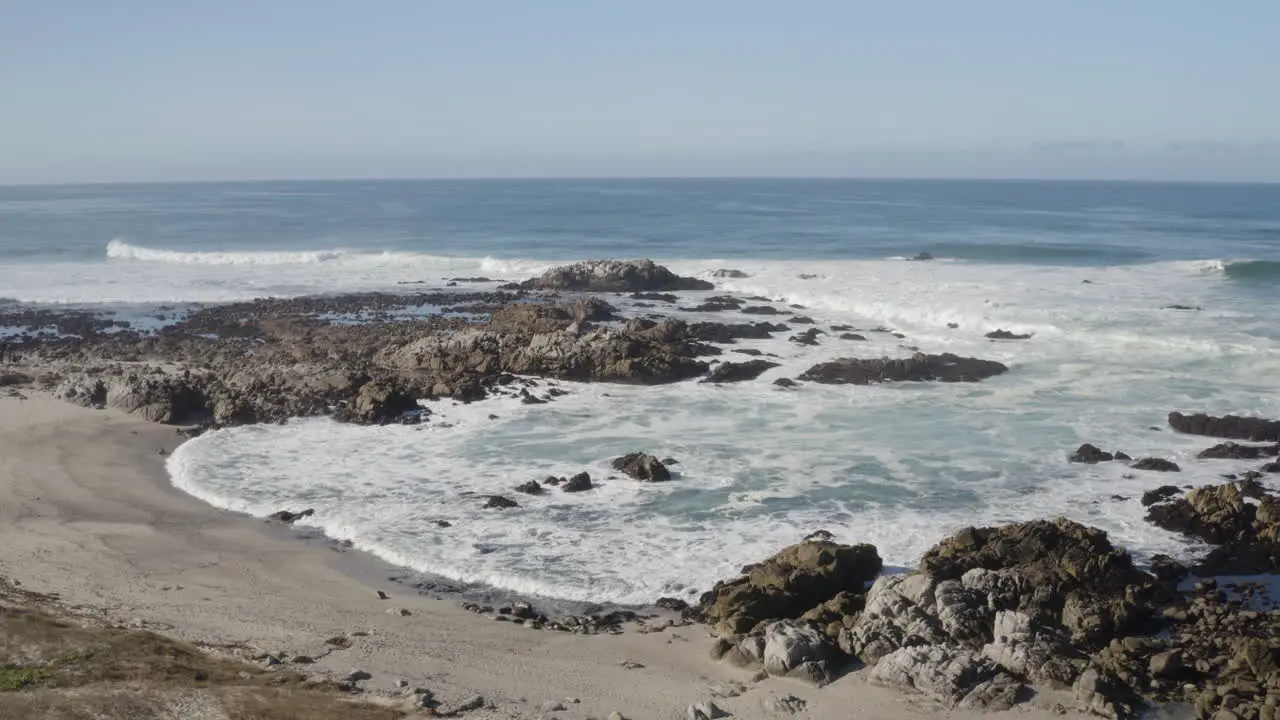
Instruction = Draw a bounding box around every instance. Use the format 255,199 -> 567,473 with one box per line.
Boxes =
107,238 -> 365,265
1223,259 -> 1280,282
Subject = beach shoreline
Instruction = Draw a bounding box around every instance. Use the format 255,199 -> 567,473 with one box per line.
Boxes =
0,390 -> 1096,719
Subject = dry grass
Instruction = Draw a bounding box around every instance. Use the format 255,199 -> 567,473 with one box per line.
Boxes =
0,597 -> 407,720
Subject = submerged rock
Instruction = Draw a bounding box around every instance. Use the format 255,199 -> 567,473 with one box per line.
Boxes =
1131,457 -> 1181,472
704,360 -> 780,384
799,353 -> 1008,385
1196,441 -> 1280,460
562,472 -> 593,492
711,269 -> 750,279
985,330 -> 1033,340
1070,443 -> 1116,464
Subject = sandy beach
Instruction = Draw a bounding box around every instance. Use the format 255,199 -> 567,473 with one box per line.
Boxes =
0,391 -> 1094,719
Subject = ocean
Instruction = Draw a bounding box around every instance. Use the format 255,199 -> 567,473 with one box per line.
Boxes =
3,178 -> 1280,606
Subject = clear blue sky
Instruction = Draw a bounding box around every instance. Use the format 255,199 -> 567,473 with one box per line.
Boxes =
2,1 -> 1277,183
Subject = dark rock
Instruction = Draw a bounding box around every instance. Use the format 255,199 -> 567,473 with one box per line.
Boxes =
514,480 -> 544,495
562,472 -> 593,493
838,333 -> 867,341
630,292 -> 678,303
799,353 -> 1008,385
1168,412 -> 1280,442
741,305 -> 784,316
656,597 -> 689,612
789,316 -> 816,325
611,453 -> 671,482
788,328 -> 824,346
1070,444 -> 1115,464
1197,442 -> 1280,460
1147,554 -> 1186,583
732,348 -> 764,357
712,269 -> 750,279
483,495 -> 519,509
829,325 -> 854,332
1131,458 -> 1181,473
688,301 -> 743,312
704,360 -> 780,384
1162,304 -> 1202,311
773,378 -> 799,389
687,321 -> 787,343
269,508 -> 315,524
522,259 -> 713,292
910,252 -> 935,261
1140,486 -> 1182,506
985,330 -> 1033,340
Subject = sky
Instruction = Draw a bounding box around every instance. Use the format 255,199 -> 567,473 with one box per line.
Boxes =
1,1 -> 1278,184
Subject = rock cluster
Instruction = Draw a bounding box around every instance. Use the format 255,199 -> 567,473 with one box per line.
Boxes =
1169,412 -> 1280,442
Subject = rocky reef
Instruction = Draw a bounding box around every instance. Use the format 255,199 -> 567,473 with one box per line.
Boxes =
696,507 -> 1280,719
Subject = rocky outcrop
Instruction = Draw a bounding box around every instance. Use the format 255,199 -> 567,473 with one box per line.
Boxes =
694,539 -> 882,635
1145,480 -> 1280,575
704,360 -> 779,384
798,353 -> 1008,385
711,269 -> 749,279
561,472 -> 593,492
1168,412 -> 1280,442
611,453 -> 671,482
687,322 -> 786,343
521,260 -> 713,292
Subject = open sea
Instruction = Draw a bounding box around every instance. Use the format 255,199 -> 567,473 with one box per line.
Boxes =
3,178 -> 1280,605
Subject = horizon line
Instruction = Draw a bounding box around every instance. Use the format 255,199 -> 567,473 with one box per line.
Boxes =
3,174 -> 1279,190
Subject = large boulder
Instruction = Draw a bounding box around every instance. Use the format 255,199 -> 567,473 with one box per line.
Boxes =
696,539 -> 882,635
1168,412 -> 1280,442
611,453 -> 671,482
1196,441 -> 1280,460
869,645 -> 1023,710
105,374 -> 211,424
760,620 -> 838,685
798,353 -> 1008,385
522,260 -> 713,292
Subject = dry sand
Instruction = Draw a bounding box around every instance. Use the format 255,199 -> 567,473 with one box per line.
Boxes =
0,392 -> 1090,719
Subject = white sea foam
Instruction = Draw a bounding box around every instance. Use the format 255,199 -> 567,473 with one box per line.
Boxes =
165,252 -> 1280,604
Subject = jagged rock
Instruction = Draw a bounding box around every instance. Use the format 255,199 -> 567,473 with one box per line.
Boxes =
741,305 -> 784,316
514,480 -> 544,495
838,333 -> 867,341
840,574 -> 947,663
269,508 -> 315,524
1144,481 -> 1280,574
562,472 -> 593,492
712,269 -> 750,279
1072,667 -> 1138,719
687,700 -> 730,720
789,316 -> 816,325
483,495 -> 519,509
761,620 -> 836,684
1168,412 -> 1280,442
611,453 -> 671,482
1131,458 -> 1181,472
697,539 -> 882,635
788,328 -> 824,346
981,610 -> 1080,687
1141,486 -> 1182,506
1198,442 -> 1280,460
986,330 -> 1033,340
763,695 -> 806,714
799,353 -> 1008,385
523,259 -> 713,292
1071,444 -> 1116,464
704,360 -> 780,384
869,645 -> 1022,710
333,380 -> 421,425
773,378 -> 799,389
